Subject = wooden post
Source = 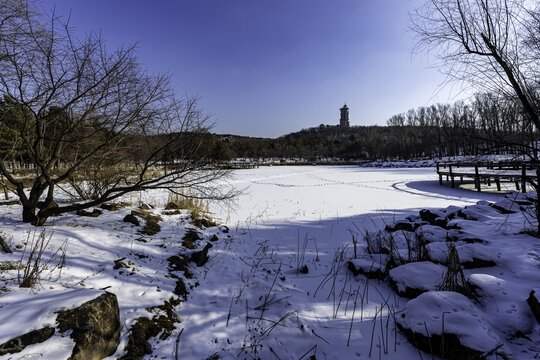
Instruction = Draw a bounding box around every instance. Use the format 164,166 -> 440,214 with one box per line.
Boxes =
450,165 -> 455,188
487,177 -> 491,187
515,179 -> 520,191
460,176 -> 463,184
439,173 -> 443,185
521,164 -> 527,193
495,177 -> 501,191
475,165 -> 481,192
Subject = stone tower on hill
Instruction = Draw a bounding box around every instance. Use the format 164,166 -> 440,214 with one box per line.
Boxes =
339,103 -> 349,128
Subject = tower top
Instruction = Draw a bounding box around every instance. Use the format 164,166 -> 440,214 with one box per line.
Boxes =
339,103 -> 349,128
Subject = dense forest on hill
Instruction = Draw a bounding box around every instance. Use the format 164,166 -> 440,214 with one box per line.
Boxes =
207,93 -> 538,161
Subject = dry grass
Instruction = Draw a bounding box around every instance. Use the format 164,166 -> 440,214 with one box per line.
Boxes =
166,190 -> 217,227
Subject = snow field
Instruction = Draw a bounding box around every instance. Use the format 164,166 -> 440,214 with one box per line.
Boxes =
1,166 -> 539,359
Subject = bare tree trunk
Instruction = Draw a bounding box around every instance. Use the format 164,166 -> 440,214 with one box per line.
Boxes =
22,203 -> 37,223
0,174 -> 8,200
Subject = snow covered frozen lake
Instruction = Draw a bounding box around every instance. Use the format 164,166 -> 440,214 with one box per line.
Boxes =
215,166 -> 502,226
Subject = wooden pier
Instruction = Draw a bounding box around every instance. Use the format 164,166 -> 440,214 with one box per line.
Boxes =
436,161 -> 540,193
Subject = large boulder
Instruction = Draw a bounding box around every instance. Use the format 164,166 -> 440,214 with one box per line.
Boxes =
398,291 -> 506,359
56,292 -> 120,360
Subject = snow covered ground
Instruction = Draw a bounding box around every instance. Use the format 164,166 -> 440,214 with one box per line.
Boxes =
1,166 -> 539,359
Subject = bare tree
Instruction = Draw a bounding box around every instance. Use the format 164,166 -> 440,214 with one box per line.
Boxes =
0,3 -> 232,225
412,0 -> 540,233
411,0 -> 540,132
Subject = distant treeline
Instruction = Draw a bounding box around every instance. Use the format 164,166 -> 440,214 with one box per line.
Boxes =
2,91 -> 535,166
205,92 -> 537,161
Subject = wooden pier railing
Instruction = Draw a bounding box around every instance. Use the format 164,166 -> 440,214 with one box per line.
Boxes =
436,161 -> 540,193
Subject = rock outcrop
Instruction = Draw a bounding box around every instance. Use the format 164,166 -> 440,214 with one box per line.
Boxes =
56,292 -> 120,360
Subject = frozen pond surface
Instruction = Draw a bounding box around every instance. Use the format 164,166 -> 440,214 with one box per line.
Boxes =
215,166 -> 502,227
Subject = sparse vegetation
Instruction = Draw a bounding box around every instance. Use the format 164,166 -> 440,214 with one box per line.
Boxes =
437,242 -> 472,297
18,230 -> 66,288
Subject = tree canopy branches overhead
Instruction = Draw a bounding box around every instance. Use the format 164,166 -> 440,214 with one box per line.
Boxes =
0,1 -> 232,225
411,0 -> 540,130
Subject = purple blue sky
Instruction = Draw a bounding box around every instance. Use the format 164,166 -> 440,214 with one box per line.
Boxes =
49,0 -> 462,138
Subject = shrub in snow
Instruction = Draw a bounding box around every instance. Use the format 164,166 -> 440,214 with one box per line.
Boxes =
437,242 -> 472,297
363,230 -> 401,267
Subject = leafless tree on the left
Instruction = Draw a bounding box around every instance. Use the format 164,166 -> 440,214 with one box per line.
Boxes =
0,0 -> 235,225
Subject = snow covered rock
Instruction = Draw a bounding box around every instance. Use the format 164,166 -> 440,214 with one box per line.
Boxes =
427,243 -> 496,268
398,291 -> 504,359
425,242 -> 449,264
446,229 -> 486,244
490,198 -> 518,214
469,274 -> 535,335
190,242 -> 213,267
457,244 -> 497,268
419,209 -> 448,228
123,214 -> 140,226
348,254 -> 389,279
76,208 -> 102,217
385,220 -> 417,233
415,225 -> 447,243
0,327 -> 55,356
388,261 -> 445,298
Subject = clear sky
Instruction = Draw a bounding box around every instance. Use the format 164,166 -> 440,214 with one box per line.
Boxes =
49,0 -> 461,138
